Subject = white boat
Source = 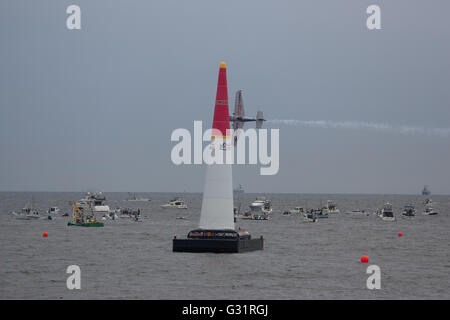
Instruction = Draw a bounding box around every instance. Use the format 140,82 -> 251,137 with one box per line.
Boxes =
160,198 -> 188,209
12,197 -> 40,220
47,207 -> 60,215
422,199 -> 438,215
325,200 -> 340,214
380,202 -> 396,221
288,207 -> 304,215
246,197 -> 272,215
76,192 -> 110,215
423,206 -> 438,216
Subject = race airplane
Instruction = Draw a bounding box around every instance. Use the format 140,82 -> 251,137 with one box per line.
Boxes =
229,90 -> 265,145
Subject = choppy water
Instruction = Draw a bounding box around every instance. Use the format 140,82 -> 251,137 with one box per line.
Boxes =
0,192 -> 448,299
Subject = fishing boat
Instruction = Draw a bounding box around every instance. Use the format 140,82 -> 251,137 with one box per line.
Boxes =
402,204 -> 416,217
11,197 -> 40,220
325,200 -> 340,214
380,202 -> 396,221
161,198 -> 188,209
67,201 -> 104,227
422,199 -> 438,215
303,209 -> 318,222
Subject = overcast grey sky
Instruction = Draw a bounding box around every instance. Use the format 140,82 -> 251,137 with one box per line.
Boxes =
1,0 -> 449,194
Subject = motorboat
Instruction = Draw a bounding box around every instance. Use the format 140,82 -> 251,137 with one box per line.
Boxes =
315,208 -> 328,219
423,206 -> 438,216
380,202 -> 396,221
11,197 -> 40,220
246,197 -> 272,215
402,204 -> 416,217
118,208 -> 141,219
288,207 -> 304,215
303,209 -> 318,222
422,199 -> 438,215
250,213 -> 270,220
325,200 -> 340,214
47,207 -> 60,215
76,192 -> 110,215
161,198 -> 188,209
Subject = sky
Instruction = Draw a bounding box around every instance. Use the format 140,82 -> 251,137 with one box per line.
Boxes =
0,0 -> 449,194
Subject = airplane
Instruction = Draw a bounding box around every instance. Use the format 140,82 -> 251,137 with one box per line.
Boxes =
229,90 -> 265,145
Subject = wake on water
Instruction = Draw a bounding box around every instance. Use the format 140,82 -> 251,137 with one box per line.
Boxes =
268,119 -> 450,138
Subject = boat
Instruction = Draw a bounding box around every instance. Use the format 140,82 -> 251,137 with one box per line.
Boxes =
161,198 -> 188,209
47,207 -> 60,215
173,62 -> 263,253
325,200 -> 340,214
402,204 -> 416,217
303,209 -> 318,222
315,208 -> 329,219
118,208 -> 141,220
422,185 -> 431,196
125,193 -> 151,202
76,192 -> 110,215
423,206 -> 438,216
250,213 -> 270,220
233,184 -> 245,194
344,209 -> 367,215
422,199 -> 438,215
11,197 -> 40,220
287,207 -> 304,215
380,202 -> 396,221
67,201 -> 104,227
246,197 -> 272,215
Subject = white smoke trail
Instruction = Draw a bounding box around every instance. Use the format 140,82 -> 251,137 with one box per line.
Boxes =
268,119 -> 450,138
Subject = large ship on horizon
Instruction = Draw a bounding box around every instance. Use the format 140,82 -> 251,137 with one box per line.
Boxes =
233,184 -> 244,194
422,185 -> 431,196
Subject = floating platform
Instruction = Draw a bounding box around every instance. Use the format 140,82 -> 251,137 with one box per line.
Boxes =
173,229 -> 263,253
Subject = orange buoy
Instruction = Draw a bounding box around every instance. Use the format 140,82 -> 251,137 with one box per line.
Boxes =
42,232 -> 48,238
361,255 -> 369,263
398,232 -> 403,237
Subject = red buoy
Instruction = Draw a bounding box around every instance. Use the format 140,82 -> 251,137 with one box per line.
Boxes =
361,255 -> 369,263
398,232 -> 403,237
42,232 -> 48,238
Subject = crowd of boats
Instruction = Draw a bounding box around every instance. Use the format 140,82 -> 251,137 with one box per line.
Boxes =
10,192 -> 189,226
10,191 -> 440,226
234,198 -> 439,223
